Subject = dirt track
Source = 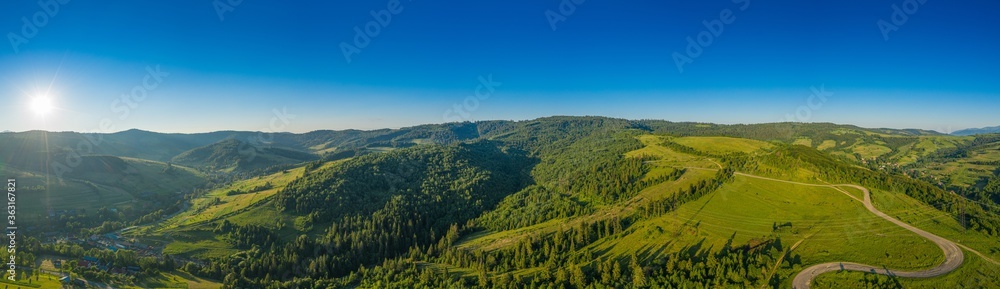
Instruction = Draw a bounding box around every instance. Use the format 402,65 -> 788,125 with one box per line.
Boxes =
731,173 -> 964,289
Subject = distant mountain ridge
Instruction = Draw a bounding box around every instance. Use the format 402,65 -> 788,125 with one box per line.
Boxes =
952,125 -> 1000,136
171,138 -> 319,172
0,117 -> 963,175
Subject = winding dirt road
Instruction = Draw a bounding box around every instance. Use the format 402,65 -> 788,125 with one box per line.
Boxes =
732,173 -> 964,289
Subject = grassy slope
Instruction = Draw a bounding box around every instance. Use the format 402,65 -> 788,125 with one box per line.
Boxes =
626,135 -> 718,169
10,169 -> 133,218
919,141 -> 1000,188
153,160 -> 342,259
457,135 -> 725,251
66,157 -> 205,194
812,188 -> 1000,288
456,168 -> 718,252
126,270 -> 223,289
0,272 -> 64,288
579,174 -> 945,289
448,133 -> 997,288
136,128 -> 995,287
36,256 -> 222,289
777,133 -> 970,166
3,157 -> 204,221
672,136 -> 775,154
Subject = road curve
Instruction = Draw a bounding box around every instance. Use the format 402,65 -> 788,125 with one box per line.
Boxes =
732,173 -> 964,289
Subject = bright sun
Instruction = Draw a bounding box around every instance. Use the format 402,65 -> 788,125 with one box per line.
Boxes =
30,96 -> 54,116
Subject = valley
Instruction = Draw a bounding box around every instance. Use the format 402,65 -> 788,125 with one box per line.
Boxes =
2,117 -> 999,288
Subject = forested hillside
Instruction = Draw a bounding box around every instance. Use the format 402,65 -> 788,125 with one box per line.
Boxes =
127,117 -> 998,288
171,139 -> 318,173
7,116 -> 999,288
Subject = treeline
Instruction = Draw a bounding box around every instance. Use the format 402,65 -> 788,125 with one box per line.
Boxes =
523,131 -> 648,204
214,220 -> 278,249
917,134 -> 1000,162
474,185 -> 593,231
661,140 -> 715,157
47,198 -> 184,235
225,181 -> 273,196
327,232 -> 783,288
454,217 -> 630,274
642,235 -> 782,288
192,141 -> 533,287
473,119 -> 658,230
963,168 -> 1000,208
911,134 -> 1000,208
639,167 -> 734,219
639,120 -> 927,147
40,241 -> 176,284
276,141 -> 532,221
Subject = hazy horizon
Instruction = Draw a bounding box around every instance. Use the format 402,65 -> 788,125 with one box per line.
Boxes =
0,115 -> 987,135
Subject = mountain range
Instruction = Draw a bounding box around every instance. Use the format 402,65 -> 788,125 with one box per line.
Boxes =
952,125 -> 1000,136
2,116 -> 999,288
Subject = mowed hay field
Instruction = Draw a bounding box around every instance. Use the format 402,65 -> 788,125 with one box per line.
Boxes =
672,136 -> 775,154
627,135 -> 718,169
850,143 -> 892,159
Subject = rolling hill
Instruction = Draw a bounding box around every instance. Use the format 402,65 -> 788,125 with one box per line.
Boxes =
953,125 -> 1000,136
96,116 -> 998,288
171,139 -> 319,173
3,117 -> 998,288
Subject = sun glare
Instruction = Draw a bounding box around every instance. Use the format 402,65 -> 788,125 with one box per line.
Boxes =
30,95 -> 54,116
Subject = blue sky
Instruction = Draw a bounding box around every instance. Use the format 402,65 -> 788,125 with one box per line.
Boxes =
1,0 -> 998,133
